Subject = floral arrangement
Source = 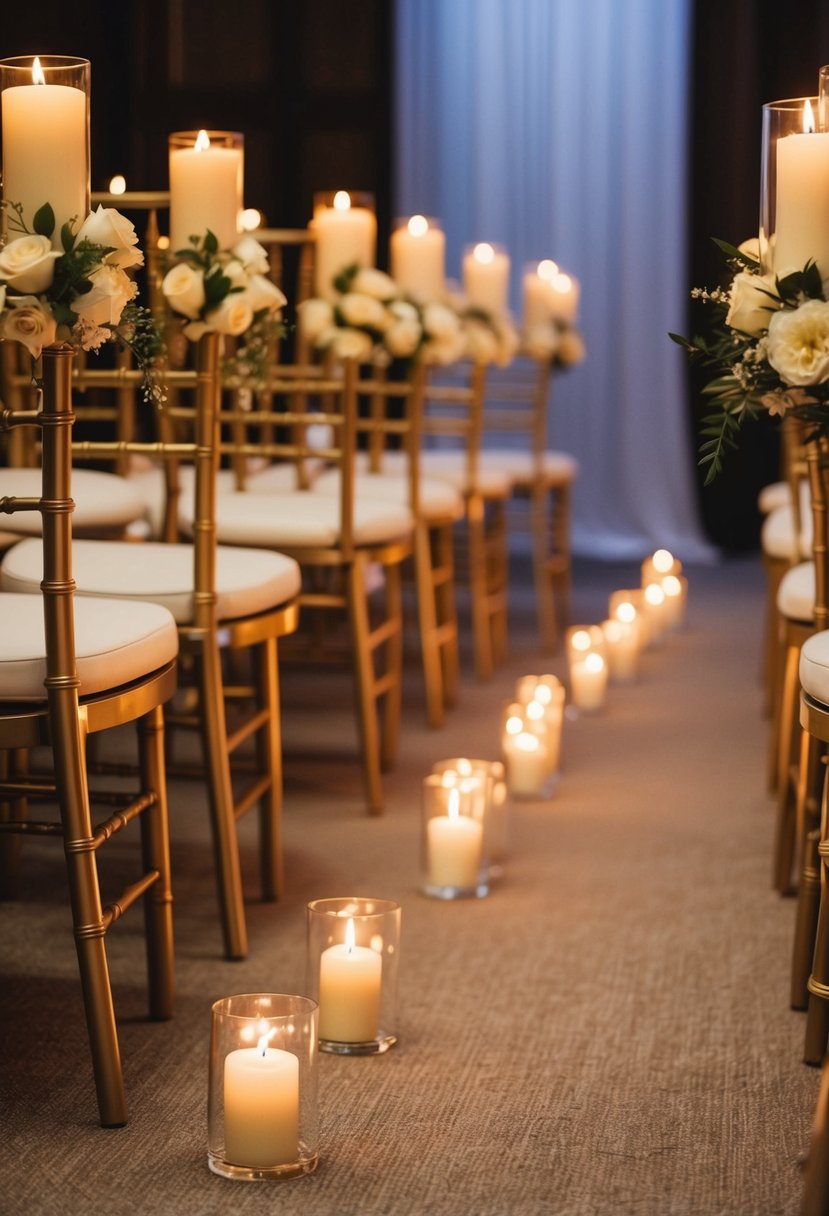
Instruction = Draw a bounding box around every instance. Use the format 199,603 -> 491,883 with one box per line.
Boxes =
671,237 -> 829,482
161,231 -> 287,388
0,201 -> 158,372
521,318 -> 586,369
298,264 -> 520,368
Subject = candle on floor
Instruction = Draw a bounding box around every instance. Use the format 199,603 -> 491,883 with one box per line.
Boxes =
640,548 -> 682,585
168,129 -> 243,253
390,214 -> 445,301
313,190 -> 377,297
503,729 -> 551,798
318,917 -> 382,1044
462,241 -> 510,315
569,651 -> 607,712
432,756 -> 509,874
0,55 -> 89,246
661,573 -> 688,629
423,780 -> 485,896
223,1033 -> 299,1169
609,590 -> 649,649
602,617 -> 639,683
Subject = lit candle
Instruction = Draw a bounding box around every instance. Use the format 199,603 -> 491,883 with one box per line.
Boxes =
318,916 -> 382,1043
609,590 -> 649,649
601,617 -> 639,682
313,190 -> 377,297
661,573 -> 687,629
548,271 -> 580,324
569,651 -> 607,711
503,730 -> 550,797
774,99 -> 829,277
169,129 -> 242,253
522,259 -> 558,328
426,787 -> 483,889
223,1033 -> 299,1168
640,548 -> 682,585
643,582 -> 668,645
390,214 -> 445,300
462,241 -> 510,315
1,56 -> 88,246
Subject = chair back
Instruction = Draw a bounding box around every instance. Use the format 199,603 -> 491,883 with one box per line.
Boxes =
808,435 -> 829,632
475,355 -> 552,474
419,361 -> 488,494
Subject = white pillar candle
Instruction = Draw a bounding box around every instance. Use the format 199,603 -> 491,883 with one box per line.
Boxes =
1,58 -> 87,246
643,582 -> 668,645
463,242 -> 510,315
569,652 -> 607,711
313,190 -> 377,297
548,271 -> 580,324
522,259 -> 559,328
774,101 -> 829,277
169,129 -> 242,253
318,917 -> 382,1043
641,548 -> 682,585
390,215 -> 445,301
609,591 -> 648,649
602,617 -> 639,682
223,1037 -> 299,1168
503,730 -> 550,797
426,789 -> 483,888
661,573 -> 687,629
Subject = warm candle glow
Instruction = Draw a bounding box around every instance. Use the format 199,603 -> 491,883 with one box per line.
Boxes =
473,241 -> 495,264
552,271 -> 573,295
526,699 -> 545,722
505,713 -> 524,736
644,583 -> 666,608
616,601 -> 637,624
604,619 -> 623,644
584,653 -> 604,675
537,258 -> 559,281
194,128 -> 210,152
108,173 -> 126,195
408,213 -> 428,237
571,629 -> 592,652
805,98 -> 816,134
31,57 -> 45,86
344,917 -> 356,953
239,207 -> 262,231
333,190 -> 351,211
515,732 -> 540,754
447,789 -> 460,820
534,684 -> 552,706
662,574 -> 681,599
652,549 -> 674,574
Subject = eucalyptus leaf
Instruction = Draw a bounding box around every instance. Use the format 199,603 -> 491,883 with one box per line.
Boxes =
32,202 -> 55,240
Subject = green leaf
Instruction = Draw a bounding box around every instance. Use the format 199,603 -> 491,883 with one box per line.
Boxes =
203,229 -> 219,258
32,202 -> 55,239
333,263 -> 359,295
60,221 -> 75,254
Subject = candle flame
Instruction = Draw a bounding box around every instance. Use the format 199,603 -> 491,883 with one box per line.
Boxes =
644,583 -> 665,607
473,241 -> 495,264
652,548 -> 674,574
109,174 -> 127,196
571,629 -> 592,652
552,272 -> 573,295
585,653 -> 604,674
345,917 -> 356,952
240,207 -> 262,231
256,1033 -> 270,1056
333,190 -> 352,211
408,214 -> 428,237
505,713 -> 524,736
456,757 -> 472,776
447,788 -> 460,820
805,98 -> 816,134
516,732 -> 539,753
534,683 -> 552,705
537,258 -> 558,281
662,574 -> 681,598
32,57 -> 45,85
194,129 -> 211,152
603,619 -> 623,643
616,601 -> 637,624
526,699 -> 545,721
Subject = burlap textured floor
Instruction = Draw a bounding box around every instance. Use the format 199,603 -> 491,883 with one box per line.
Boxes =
0,555 -> 819,1215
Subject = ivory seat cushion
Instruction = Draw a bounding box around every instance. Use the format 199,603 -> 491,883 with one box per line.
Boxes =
1,539 -> 301,626
476,449 -> 579,485
354,449 -> 511,498
0,468 -> 146,537
800,629 -> 829,705
0,592 -> 178,701
777,561 -> 814,623
758,480 -> 790,514
761,502 -> 812,561
312,469 -> 464,523
183,491 -> 415,550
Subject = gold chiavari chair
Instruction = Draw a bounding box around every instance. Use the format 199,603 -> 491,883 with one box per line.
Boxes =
0,344 -> 179,1126
194,359 -> 415,813
1,335 -> 302,960
801,1053 -> 829,1215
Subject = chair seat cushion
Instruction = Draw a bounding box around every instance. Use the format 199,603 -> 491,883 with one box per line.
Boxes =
801,629 -> 829,704
777,561 -> 814,622
355,449 -> 511,498
184,491 -> 415,550
312,469 -> 464,523
0,592 -> 178,701
761,502 -> 812,561
476,449 -> 579,485
0,468 -> 146,537
0,539 -> 301,626
757,480 -> 789,514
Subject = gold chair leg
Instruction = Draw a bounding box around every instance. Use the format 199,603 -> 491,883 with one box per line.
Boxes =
0,748 -> 28,898
802,1053 -> 829,1216
434,521 -> 460,709
531,484 -> 558,654
348,556 -> 384,814
793,828 -> 822,1010
806,820 -> 829,1064
467,496 -> 494,680
773,641 -> 801,891
414,522 -> 446,729
137,704 -> 174,1021
381,560 -> 404,772
255,636 -> 284,902
769,614 -> 791,794
488,499 -> 509,669
196,636 -> 248,960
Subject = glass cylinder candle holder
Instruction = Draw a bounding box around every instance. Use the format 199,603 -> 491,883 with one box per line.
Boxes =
566,625 -> 608,711
642,582 -> 668,647
661,573 -> 688,630
760,96 -> 829,278
312,190 -> 377,298
421,772 -> 489,898
601,617 -> 639,683
0,55 -> 90,248
609,589 -> 649,650
522,259 -> 559,328
462,241 -> 510,316
432,757 -> 509,876
501,701 -> 558,798
305,897 -> 400,1055
208,993 -> 319,1182
168,129 -> 244,256
640,549 -> 682,585
390,215 -> 445,301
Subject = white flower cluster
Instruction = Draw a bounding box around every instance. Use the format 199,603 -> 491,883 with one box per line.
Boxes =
0,205 -> 142,358
298,268 -> 521,367
161,234 -> 287,341
521,321 -> 586,368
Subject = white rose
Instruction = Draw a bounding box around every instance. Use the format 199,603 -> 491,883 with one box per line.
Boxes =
351,267 -> 398,301
464,320 -> 500,364
70,264 -> 136,327
422,301 -> 461,340
389,299 -> 419,323
338,292 -> 387,330
2,295 -> 57,358
231,235 -> 270,276
766,299 -> 829,385
242,274 -> 287,315
299,298 -> 335,342
183,320 -> 210,342
162,262 -> 206,320
556,328 -> 586,366
221,256 -> 249,288
205,292 -> 254,336
726,270 -> 781,336
384,316 -> 422,358
493,319 -> 520,366
75,205 -> 144,269
522,323 -> 559,360
738,236 -> 761,263
421,329 -> 467,366
0,234 -> 60,293
330,327 -> 374,362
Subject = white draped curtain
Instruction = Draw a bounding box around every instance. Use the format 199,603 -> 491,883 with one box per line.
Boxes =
394,0 -> 714,561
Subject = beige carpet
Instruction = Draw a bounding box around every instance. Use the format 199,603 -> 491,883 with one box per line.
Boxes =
0,554 -> 820,1216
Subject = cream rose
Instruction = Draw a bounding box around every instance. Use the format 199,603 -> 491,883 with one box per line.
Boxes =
422,301 -> 461,340
0,234 -> 60,293
738,236 -> 761,263
162,263 -> 206,320
766,300 -> 829,385
2,296 -> 57,358
242,274 -> 287,315
71,265 -> 136,327
351,267 -> 398,301
330,327 -> 374,362
384,316 -> 422,358
75,205 -> 144,269
338,292 -> 387,330
522,323 -> 559,361
299,298 -> 335,342
421,329 -> 467,366
231,235 -> 270,276
464,320 -> 500,364
726,270 -> 781,336
556,328 -> 586,366
389,299 -> 420,323
205,293 -> 254,336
